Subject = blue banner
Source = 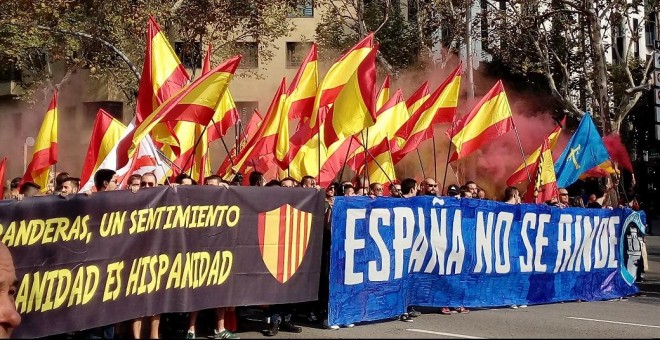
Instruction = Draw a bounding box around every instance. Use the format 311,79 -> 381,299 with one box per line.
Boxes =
328,196 -> 645,326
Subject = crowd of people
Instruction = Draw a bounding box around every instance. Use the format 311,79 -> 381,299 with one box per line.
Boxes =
0,167 -> 645,339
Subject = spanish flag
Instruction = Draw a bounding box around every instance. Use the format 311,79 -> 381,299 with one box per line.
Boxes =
278,43 -> 318,168
448,80 -> 514,162
136,16 -> 190,124
323,47 -> 378,146
376,75 -> 391,111
348,137 -> 397,186
286,36 -> 375,181
311,33 -> 375,126
21,91 -> 58,192
0,157 -> 6,198
349,90 -> 409,163
394,63 -> 463,162
231,79 -> 288,175
216,110 -> 263,179
406,81 -> 430,117
287,43 -> 318,120
115,56 -> 241,169
80,109 -> 127,187
506,116 -> 564,186
523,136 -> 559,204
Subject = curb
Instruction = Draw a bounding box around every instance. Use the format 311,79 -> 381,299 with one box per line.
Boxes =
637,281 -> 660,293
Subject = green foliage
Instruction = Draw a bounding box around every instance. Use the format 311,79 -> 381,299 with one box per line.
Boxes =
0,0 -> 293,102
315,0 -> 422,71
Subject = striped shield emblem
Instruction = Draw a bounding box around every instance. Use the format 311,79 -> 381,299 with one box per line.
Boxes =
257,204 -> 313,283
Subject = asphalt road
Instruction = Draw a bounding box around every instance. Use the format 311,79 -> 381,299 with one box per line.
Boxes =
229,294 -> 660,338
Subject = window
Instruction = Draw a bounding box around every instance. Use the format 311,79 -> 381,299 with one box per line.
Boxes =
84,101 -> 124,121
612,17 -> 625,64
235,42 -> 259,69
0,67 -> 20,82
287,0 -> 314,18
286,42 -> 313,68
645,13 -> 656,47
633,18 -> 640,59
174,41 -> 202,69
235,101 -> 260,122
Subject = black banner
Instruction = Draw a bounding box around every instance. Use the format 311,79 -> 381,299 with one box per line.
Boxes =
0,186 -> 324,338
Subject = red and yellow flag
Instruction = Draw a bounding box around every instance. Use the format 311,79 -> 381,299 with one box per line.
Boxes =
323,47 -> 378,146
507,117 -> 565,186
21,91 -> 58,191
311,33 -> 375,126
348,137 -> 397,186
136,16 -> 190,124
448,80 -> 514,162
376,75 -> 391,111
393,63 -> 463,162
405,81 -> 430,117
287,43 -> 318,120
523,137 -> 559,203
0,157 -> 6,198
231,79 -> 288,175
116,56 -> 241,169
216,110 -> 263,178
80,109 -> 127,187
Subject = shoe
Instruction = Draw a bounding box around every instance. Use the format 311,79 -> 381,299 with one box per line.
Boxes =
345,324 -> 355,328
520,305 -> 527,308
408,307 -> 421,317
307,312 -> 318,323
323,320 -> 339,330
280,321 -> 302,333
456,307 -> 470,314
399,313 -> 413,322
439,307 -> 452,315
510,304 -> 518,309
186,330 -> 196,339
211,329 -> 239,339
263,317 -> 280,337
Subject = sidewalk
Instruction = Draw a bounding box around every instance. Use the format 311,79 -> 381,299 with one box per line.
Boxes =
638,235 -> 660,293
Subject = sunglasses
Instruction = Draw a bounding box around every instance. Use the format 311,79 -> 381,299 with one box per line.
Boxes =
141,182 -> 156,187
427,184 -> 438,187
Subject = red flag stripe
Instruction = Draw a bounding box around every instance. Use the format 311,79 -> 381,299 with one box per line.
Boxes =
449,117 -> 514,162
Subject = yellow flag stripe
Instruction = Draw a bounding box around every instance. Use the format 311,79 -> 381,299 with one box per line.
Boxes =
451,92 -> 512,151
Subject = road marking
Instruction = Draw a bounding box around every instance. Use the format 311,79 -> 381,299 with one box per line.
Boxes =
406,329 -> 486,339
567,317 -> 660,329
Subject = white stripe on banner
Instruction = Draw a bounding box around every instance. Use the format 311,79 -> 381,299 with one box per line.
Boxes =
406,328 -> 486,339
566,317 -> 660,329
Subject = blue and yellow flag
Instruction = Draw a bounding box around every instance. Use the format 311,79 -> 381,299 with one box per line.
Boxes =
554,113 -> 610,188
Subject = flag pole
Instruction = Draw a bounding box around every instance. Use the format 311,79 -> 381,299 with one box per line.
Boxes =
432,133 -> 438,180
415,149 -> 426,178
182,124 -> 211,176
337,137 -> 355,183
512,121 -> 533,184
356,138 -> 395,185
442,122 -> 456,194
362,130 -> 368,192
317,108 -> 322,181
209,116 -> 237,169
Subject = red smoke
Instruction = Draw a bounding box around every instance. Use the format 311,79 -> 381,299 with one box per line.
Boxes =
602,134 -> 633,172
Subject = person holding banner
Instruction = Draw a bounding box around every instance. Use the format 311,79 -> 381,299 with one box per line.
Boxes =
0,243 -> 21,338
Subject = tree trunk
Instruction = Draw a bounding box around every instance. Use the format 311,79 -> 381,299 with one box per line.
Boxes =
585,7 -> 612,133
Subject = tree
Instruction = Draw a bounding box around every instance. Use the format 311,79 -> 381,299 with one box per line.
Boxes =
482,0 -> 660,134
0,0 -> 293,105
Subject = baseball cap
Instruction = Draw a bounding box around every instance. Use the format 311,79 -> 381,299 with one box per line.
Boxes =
446,184 -> 460,196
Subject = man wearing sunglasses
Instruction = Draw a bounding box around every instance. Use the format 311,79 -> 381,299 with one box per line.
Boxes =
558,188 -> 570,208
141,172 -> 158,188
420,178 -> 439,196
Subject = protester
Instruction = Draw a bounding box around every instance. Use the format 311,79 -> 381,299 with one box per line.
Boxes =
18,182 -> 40,197
54,171 -> 70,195
420,178 -> 439,196
368,182 -> 384,197
400,178 -> 418,198
465,180 -> 478,196
0,243 -> 21,338
476,187 -> 487,199
94,169 -> 118,192
558,188 -> 570,208
59,177 -> 80,196
445,184 -> 460,198
389,183 -> 402,198
503,186 -> 520,204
